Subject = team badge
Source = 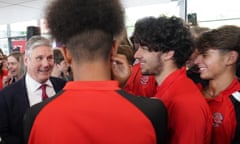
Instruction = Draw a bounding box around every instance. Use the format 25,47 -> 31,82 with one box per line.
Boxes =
140,76 -> 149,85
212,112 -> 224,127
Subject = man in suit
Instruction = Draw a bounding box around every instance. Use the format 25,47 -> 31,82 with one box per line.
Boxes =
0,36 -> 66,144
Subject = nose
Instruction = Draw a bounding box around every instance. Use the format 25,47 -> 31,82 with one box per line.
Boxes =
134,47 -> 143,60
193,54 -> 202,65
42,58 -> 52,67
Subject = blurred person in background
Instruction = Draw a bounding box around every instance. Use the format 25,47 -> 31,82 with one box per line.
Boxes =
51,48 -> 72,81
0,48 -> 8,90
186,26 -> 210,85
2,52 -> 25,87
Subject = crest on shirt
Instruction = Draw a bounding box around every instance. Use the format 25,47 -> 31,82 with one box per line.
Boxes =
140,76 -> 149,85
212,112 -> 224,127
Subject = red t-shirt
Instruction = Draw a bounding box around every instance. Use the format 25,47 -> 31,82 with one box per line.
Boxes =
124,63 -> 157,97
155,68 -> 212,144
200,78 -> 240,144
0,69 -> 8,89
26,81 -> 167,144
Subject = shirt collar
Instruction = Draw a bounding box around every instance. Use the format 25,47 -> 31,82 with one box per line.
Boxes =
25,73 -> 53,92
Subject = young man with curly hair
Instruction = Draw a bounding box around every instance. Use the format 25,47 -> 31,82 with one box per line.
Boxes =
23,0 -> 168,144
112,16 -> 212,144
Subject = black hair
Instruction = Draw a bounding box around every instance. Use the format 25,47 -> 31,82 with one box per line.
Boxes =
46,0 -> 124,62
133,16 -> 194,68
53,49 -> 64,64
46,0 -> 124,44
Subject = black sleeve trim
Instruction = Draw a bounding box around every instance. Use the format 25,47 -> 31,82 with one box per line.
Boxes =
117,90 -> 168,144
23,90 -> 64,144
230,91 -> 240,144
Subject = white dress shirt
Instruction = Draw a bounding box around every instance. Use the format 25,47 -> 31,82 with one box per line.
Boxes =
25,74 -> 56,106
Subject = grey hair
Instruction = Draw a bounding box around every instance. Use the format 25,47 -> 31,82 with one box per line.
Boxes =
25,36 -> 52,57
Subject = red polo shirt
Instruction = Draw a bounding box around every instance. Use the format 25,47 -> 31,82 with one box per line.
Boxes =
124,63 -> 157,97
202,78 -> 240,144
155,68 -> 212,144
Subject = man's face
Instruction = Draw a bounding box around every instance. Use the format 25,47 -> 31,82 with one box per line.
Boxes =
134,44 -> 163,76
57,60 -> 68,73
194,49 -> 228,80
25,46 -> 54,83
7,56 -> 19,77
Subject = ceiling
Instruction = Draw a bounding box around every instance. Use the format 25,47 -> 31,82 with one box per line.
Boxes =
0,0 -> 173,25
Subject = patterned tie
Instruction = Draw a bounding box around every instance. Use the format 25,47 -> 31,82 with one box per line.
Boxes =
41,84 -> 48,100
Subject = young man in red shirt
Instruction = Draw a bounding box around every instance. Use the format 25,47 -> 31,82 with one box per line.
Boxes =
23,0 -> 168,144
194,25 -> 240,144
112,16 -> 212,144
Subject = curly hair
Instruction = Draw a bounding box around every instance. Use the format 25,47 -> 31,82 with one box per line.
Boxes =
133,16 -> 194,68
46,0 -> 124,44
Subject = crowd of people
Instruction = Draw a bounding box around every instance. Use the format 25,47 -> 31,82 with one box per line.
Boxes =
0,0 -> 240,144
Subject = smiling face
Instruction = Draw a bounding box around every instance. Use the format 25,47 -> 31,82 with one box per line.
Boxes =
25,46 -> 54,83
194,49 -> 229,80
7,56 -> 19,77
134,45 -> 163,76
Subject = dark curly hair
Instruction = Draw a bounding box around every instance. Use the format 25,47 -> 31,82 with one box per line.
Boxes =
46,0 -> 124,44
46,0 -> 124,62
133,16 -> 194,68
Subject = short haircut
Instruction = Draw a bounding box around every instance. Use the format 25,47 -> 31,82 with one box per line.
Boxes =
133,16 -> 194,68
25,36 -> 52,57
53,49 -> 64,64
46,0 -> 124,62
196,25 -> 240,54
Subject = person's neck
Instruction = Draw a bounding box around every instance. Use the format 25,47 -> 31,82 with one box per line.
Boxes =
72,60 -> 112,81
203,72 -> 235,98
155,64 -> 178,85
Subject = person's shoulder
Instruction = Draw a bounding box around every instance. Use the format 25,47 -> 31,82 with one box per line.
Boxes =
50,76 -> 66,82
117,90 -> 167,113
0,77 -> 25,94
23,94 -> 60,143
50,76 -> 66,85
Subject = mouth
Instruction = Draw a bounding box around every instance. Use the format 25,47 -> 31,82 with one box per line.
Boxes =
39,69 -> 50,74
199,67 -> 207,72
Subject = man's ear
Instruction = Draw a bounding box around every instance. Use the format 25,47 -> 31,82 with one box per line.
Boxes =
23,54 -> 28,67
226,51 -> 238,65
62,46 -> 72,64
163,50 -> 175,61
111,40 -> 119,56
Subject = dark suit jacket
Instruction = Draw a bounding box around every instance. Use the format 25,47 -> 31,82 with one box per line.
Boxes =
0,76 -> 66,144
